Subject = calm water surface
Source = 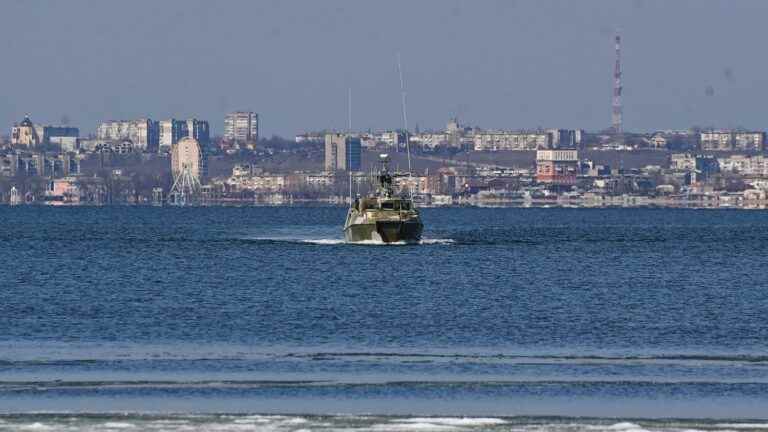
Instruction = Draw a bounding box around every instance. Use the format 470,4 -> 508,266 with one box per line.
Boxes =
2,206 -> 768,430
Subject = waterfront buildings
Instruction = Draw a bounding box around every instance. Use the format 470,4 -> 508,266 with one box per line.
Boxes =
45,177 -> 81,205
324,133 -> 361,172
535,149 -> 579,186
224,111 -> 259,143
96,119 -> 159,152
227,173 -> 287,192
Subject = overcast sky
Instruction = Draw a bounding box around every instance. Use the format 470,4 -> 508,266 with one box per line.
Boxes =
1,0 -> 765,137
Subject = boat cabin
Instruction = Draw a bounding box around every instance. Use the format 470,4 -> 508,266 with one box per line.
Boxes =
354,197 -> 412,212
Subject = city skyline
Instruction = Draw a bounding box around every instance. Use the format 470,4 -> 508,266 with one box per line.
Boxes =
1,0 -> 767,138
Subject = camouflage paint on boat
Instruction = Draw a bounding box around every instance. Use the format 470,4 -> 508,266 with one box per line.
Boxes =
343,155 -> 423,244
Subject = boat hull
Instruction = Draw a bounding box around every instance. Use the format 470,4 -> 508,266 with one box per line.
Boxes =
344,220 -> 423,244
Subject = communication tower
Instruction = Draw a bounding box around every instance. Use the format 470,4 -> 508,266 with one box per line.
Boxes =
612,33 -> 623,134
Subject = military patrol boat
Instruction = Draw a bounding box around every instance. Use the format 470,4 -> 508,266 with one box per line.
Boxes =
344,155 -> 423,244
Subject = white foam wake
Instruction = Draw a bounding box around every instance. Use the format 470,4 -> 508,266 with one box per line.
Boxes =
345,238 -> 454,246
249,237 -> 455,246
301,239 -> 346,245
420,238 -> 455,245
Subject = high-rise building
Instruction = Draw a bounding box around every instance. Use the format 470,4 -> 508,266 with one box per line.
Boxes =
224,111 -> 259,143
536,149 -> 579,186
11,115 -> 42,147
185,119 -> 210,146
159,119 -> 210,153
44,126 -> 79,151
96,119 -> 159,152
159,120 -> 184,152
700,130 -> 765,152
10,115 -> 79,149
324,133 -> 361,172
546,129 -> 578,149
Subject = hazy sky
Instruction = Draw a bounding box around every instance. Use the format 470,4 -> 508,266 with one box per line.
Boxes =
1,0 -> 766,137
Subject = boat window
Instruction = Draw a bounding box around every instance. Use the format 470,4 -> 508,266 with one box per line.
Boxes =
401,202 -> 410,210
381,201 -> 394,210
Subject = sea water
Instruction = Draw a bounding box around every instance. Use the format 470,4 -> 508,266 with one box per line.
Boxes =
2,206 -> 768,430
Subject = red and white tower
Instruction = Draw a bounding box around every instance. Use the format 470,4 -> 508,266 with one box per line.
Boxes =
612,33 -> 623,134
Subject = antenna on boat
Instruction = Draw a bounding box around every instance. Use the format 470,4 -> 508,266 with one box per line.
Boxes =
397,52 -> 413,200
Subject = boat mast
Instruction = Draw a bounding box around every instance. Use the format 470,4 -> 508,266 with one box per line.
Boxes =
397,52 -> 413,200
348,86 -> 353,203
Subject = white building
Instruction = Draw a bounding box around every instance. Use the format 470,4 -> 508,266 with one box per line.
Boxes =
670,153 -> 697,171
377,131 -> 406,149
227,174 -> 286,192
303,173 -> 335,187
96,119 -> 159,151
159,120 -> 179,151
224,111 -> 259,143
474,131 -> 550,151
718,155 -> 768,176
413,133 -> 450,149
11,115 -> 79,149
700,130 -> 765,151
394,175 -> 431,194
295,133 -> 324,144
649,134 -> 668,148
159,119 -> 210,153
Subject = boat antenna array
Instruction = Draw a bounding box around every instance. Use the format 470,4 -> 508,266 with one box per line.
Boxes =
397,52 -> 414,200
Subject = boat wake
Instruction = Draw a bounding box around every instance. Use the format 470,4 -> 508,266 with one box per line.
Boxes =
345,238 -> 454,246
247,237 -> 454,246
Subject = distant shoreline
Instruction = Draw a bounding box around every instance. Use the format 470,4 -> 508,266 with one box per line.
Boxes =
2,201 -> 768,209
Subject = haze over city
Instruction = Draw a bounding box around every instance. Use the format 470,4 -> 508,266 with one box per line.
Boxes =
1,0 -> 766,137
8,1 -> 768,428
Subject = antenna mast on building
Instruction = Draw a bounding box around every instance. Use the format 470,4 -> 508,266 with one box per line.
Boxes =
612,32 -> 623,134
